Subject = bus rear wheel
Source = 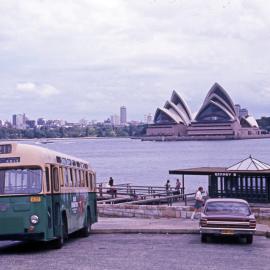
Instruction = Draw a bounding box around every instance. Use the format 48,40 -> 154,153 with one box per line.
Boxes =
80,211 -> 91,237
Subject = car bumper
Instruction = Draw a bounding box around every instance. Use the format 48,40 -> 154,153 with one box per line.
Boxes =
200,227 -> 256,236
0,232 -> 45,241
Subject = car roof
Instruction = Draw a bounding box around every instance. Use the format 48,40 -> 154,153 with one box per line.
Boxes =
205,198 -> 249,204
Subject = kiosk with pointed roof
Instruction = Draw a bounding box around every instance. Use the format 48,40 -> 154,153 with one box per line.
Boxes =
169,156 -> 270,203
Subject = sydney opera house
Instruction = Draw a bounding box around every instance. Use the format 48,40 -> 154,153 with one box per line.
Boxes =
147,83 -> 263,140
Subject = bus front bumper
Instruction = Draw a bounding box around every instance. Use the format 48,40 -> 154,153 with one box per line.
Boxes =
0,232 -> 45,241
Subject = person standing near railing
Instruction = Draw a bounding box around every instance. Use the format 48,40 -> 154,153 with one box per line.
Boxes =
175,179 -> 181,194
107,177 -> 117,198
165,179 -> 172,206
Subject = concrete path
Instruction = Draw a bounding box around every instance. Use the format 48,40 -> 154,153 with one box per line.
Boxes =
92,217 -> 270,236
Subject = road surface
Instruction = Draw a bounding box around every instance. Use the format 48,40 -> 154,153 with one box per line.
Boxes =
0,234 -> 269,270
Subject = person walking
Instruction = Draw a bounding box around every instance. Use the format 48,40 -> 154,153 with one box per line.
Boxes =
175,179 -> 181,194
191,186 -> 204,220
165,179 -> 170,192
165,179 -> 172,206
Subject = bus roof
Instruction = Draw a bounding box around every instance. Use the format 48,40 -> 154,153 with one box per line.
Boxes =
0,143 -> 90,169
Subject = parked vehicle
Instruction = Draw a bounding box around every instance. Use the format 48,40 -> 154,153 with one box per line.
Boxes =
200,198 -> 256,244
0,143 -> 97,249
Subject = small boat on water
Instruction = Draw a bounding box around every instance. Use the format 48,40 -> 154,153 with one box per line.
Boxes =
35,139 -> 54,144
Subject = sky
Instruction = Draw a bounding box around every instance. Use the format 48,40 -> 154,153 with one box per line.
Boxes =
1,0 -> 270,122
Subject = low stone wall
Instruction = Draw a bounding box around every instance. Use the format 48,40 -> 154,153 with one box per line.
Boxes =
252,207 -> 270,220
98,204 -> 193,219
98,204 -> 270,220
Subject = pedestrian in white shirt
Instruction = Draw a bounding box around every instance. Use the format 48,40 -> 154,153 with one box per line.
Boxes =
191,186 -> 204,220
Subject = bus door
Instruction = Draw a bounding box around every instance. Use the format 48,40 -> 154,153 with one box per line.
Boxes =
50,165 -> 61,237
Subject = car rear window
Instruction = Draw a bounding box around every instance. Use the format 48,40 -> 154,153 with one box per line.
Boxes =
205,202 -> 251,216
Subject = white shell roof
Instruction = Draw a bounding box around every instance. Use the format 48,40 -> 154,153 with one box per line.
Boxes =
154,90 -> 192,126
227,156 -> 270,171
155,107 -> 184,124
164,101 -> 190,125
244,116 -> 259,128
195,83 -> 237,122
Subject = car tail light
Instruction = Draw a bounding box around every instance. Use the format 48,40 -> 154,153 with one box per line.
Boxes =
200,218 -> 208,227
249,219 -> 256,229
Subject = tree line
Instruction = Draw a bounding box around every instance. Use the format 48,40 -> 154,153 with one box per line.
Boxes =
0,124 -> 147,139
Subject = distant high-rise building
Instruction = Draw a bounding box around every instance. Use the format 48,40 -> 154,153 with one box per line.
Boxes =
234,104 -> 241,118
144,113 -> 153,124
120,106 -> 127,125
239,108 -> 248,118
12,114 -> 26,129
110,115 -> 120,126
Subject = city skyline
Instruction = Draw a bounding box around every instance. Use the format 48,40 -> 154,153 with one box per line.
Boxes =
7,105 -> 152,128
1,1 -> 270,121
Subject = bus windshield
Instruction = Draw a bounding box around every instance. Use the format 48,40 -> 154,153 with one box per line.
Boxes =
0,168 -> 42,195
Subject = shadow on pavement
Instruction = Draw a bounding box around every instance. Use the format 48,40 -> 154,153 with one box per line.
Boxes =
0,233 -> 80,254
203,235 -> 251,245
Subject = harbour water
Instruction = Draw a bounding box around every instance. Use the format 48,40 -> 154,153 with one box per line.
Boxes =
23,138 -> 270,193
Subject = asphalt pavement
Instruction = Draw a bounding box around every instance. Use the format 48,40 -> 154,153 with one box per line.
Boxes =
0,217 -> 269,270
0,234 -> 269,270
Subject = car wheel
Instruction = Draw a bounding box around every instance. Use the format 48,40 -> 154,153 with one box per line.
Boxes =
246,235 -> 253,244
201,234 -> 207,243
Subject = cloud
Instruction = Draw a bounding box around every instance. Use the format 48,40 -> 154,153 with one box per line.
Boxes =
16,82 -> 60,98
0,0 -> 269,121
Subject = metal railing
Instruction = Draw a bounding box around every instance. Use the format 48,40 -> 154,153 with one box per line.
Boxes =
97,182 -> 184,196
96,182 -> 189,205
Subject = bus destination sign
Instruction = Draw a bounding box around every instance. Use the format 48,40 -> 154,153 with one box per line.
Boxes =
0,157 -> 20,164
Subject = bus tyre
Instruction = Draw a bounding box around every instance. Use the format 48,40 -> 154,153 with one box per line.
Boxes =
201,234 -> 207,243
80,211 -> 91,237
246,235 -> 253,244
52,216 -> 68,249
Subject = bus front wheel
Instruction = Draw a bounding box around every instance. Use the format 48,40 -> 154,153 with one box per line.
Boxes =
52,215 -> 68,249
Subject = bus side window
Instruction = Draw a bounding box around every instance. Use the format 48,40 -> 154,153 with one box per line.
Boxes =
45,167 -> 50,192
68,168 -> 73,186
59,167 -> 64,187
93,172 -> 97,189
73,169 -> 76,186
79,170 -> 84,187
53,167 -> 59,192
74,169 -> 78,187
89,173 -> 93,191
76,169 -> 80,187
64,167 -> 69,187
78,170 -> 81,187
86,172 -> 89,188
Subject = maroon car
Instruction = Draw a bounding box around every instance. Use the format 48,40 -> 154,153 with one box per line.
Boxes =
200,198 -> 256,244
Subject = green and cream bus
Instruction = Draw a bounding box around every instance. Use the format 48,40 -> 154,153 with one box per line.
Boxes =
0,143 -> 97,248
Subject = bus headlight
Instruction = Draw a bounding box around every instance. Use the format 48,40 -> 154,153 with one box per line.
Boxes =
30,215 -> 39,225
